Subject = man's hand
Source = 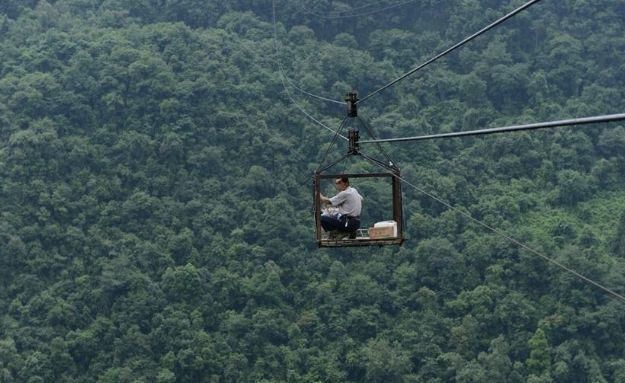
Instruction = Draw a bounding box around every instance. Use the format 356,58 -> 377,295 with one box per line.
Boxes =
319,193 -> 330,205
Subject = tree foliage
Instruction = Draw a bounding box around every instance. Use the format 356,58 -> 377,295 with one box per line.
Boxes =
1,0 -> 625,381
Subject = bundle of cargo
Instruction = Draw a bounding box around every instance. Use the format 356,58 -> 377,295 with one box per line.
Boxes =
368,221 -> 398,239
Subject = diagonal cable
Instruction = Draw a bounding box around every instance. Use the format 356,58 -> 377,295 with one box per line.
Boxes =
397,174 -> 625,305
358,0 -> 542,105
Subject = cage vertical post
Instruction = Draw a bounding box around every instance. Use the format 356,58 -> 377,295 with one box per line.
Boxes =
314,172 -> 322,244
392,170 -> 404,243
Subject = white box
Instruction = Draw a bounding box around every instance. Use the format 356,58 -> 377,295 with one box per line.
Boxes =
369,221 -> 397,239
373,221 -> 397,237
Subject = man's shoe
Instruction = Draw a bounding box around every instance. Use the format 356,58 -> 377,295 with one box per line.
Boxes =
340,231 -> 358,240
329,231 -> 343,240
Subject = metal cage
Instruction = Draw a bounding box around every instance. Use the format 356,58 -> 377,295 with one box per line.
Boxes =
314,171 -> 404,247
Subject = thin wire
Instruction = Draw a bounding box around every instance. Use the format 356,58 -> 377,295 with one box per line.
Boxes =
318,153 -> 350,173
272,0 -> 348,140
360,152 -> 397,172
231,30 -> 340,105
356,116 -> 397,169
360,113 -> 625,144
317,117 -> 349,171
397,174 -> 625,305
298,0 -> 419,20
358,0 -> 542,105
283,76 -> 345,105
263,54 -> 345,105
270,0 -> 344,106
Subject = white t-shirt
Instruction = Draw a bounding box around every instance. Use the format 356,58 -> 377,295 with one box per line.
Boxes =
329,186 -> 363,217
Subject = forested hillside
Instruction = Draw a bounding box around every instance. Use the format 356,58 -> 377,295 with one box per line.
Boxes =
1,0 -> 625,381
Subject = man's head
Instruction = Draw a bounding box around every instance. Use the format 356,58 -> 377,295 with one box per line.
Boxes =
334,176 -> 349,191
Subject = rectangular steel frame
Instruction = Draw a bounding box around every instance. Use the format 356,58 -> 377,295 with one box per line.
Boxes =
314,172 -> 404,247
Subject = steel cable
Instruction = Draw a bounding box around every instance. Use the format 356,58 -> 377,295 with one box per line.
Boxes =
360,113 -> 625,144
397,174 -> 625,305
358,0 -> 542,105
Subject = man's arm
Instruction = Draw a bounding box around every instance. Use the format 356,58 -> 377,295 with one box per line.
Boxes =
319,193 -> 331,205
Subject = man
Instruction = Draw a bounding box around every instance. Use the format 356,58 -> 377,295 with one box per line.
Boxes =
319,176 -> 363,239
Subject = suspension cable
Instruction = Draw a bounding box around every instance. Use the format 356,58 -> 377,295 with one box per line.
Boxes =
397,174 -> 625,304
360,113 -> 625,144
272,0 -> 348,139
357,0 -> 542,105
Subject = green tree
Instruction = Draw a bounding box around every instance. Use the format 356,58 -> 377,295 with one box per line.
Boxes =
527,328 -> 551,376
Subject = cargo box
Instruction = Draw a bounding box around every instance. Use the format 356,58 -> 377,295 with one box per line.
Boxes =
368,221 -> 398,239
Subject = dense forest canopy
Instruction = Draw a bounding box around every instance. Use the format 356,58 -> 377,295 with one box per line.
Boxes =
1,0 -> 625,381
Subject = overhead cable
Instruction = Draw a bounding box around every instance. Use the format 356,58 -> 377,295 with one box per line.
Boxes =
397,174 -> 625,305
358,0 -> 542,105
360,113 -> 625,144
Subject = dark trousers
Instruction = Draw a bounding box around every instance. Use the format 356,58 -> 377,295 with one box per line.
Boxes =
321,215 -> 360,233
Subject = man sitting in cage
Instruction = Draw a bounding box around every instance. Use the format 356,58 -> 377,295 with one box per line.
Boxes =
319,176 -> 363,239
